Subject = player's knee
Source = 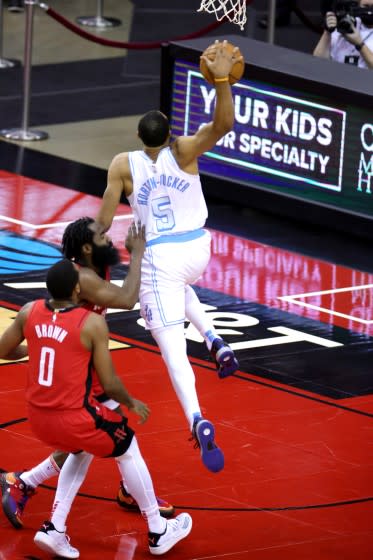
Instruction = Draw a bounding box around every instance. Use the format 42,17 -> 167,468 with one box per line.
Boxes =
115,436 -> 140,463
52,450 -> 69,469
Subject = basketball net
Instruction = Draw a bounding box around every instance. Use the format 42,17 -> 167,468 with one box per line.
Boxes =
198,0 -> 247,30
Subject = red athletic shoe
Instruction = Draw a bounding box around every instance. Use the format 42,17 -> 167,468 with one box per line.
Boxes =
117,482 -> 175,518
0,472 -> 35,529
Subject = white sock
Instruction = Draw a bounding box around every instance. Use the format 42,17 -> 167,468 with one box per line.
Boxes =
151,323 -> 201,429
20,454 -> 60,489
185,285 -> 220,350
50,452 -> 93,532
116,437 -> 166,535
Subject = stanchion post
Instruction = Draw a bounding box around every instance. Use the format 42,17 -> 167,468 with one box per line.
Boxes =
266,0 -> 277,44
0,0 -> 48,140
76,0 -> 121,28
0,0 -> 21,67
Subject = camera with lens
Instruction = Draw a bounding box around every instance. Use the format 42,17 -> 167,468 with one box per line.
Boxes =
333,0 -> 359,33
331,0 -> 373,33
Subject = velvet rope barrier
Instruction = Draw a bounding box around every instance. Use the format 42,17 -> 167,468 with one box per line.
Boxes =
38,1 -> 254,50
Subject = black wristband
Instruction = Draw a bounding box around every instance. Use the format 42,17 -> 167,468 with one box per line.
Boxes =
356,42 -> 365,51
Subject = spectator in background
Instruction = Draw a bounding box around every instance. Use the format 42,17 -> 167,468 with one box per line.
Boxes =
313,0 -> 373,69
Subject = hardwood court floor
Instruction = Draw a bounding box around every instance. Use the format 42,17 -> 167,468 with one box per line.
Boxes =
0,162 -> 373,560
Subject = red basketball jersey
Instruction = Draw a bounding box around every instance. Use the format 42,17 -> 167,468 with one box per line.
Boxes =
77,263 -> 110,317
73,264 -> 111,397
24,300 -> 93,410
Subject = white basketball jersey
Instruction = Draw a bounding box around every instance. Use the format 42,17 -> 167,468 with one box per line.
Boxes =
127,147 -> 208,241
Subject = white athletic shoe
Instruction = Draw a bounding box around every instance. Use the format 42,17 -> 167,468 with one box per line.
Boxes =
148,512 -> 192,555
34,521 -> 79,559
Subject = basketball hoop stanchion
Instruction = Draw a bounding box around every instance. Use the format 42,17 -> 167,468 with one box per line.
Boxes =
0,0 -> 21,68
0,0 -> 48,141
76,0 -> 121,29
266,0 -> 277,44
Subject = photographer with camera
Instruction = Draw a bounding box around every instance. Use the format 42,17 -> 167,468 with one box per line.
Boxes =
313,1 -> 373,69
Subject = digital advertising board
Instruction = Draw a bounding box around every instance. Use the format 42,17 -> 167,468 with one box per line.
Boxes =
161,39 -> 373,231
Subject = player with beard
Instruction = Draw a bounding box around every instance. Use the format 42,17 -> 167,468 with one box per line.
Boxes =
0,217 -> 174,532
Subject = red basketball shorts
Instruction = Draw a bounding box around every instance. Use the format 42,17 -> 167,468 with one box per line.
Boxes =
28,399 -> 135,457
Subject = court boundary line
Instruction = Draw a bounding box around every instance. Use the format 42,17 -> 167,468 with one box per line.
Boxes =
0,213 -> 133,230
279,284 -> 373,325
108,333 -> 373,419
1,327 -> 371,420
0,467 -> 370,513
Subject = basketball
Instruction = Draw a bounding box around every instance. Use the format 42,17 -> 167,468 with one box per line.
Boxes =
199,41 -> 245,85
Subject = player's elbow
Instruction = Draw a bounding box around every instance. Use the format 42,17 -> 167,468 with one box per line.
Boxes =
124,296 -> 138,310
115,294 -> 138,310
0,348 -> 21,361
100,377 -> 119,399
0,343 -> 13,360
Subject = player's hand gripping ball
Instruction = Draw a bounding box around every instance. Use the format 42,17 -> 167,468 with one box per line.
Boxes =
199,40 -> 245,85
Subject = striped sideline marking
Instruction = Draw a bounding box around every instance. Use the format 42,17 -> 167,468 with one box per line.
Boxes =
278,284 -> 373,325
0,214 -> 134,230
2,281 -> 140,315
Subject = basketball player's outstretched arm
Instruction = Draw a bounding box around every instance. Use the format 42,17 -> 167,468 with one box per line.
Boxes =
96,152 -> 131,232
78,221 -> 145,310
0,303 -> 30,361
174,40 -> 241,170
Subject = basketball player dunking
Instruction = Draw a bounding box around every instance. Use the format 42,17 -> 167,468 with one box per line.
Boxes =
95,40 -> 243,473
